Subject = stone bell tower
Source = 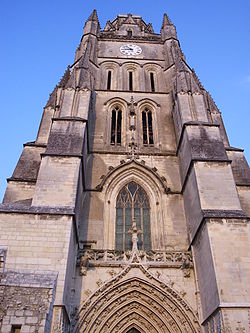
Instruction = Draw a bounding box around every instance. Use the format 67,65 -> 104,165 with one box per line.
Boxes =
0,9 -> 249,333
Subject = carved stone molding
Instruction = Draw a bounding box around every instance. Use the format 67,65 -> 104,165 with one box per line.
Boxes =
95,158 -> 171,193
72,263 -> 200,333
79,249 -> 192,270
99,33 -> 161,42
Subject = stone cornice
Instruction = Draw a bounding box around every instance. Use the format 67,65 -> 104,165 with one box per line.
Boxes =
0,204 -> 75,216
99,33 -> 161,43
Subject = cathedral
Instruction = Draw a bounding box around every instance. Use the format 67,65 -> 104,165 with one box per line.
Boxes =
0,10 -> 250,333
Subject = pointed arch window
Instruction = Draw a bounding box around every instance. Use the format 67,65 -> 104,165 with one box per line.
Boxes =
115,182 -> 151,251
111,106 -> 122,145
142,108 -> 154,145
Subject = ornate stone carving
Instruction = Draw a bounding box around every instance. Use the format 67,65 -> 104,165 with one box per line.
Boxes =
236,321 -> 246,332
72,262 -> 201,333
78,249 -> 193,272
80,254 -> 89,276
95,157 -> 171,193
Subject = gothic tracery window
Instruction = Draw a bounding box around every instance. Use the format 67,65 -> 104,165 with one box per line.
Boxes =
110,106 -> 122,145
142,108 -> 154,145
115,182 -> 151,251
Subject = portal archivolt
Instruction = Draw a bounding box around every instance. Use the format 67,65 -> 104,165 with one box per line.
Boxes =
74,276 -> 201,333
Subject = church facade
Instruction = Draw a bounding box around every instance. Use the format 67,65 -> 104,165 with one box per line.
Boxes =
0,10 -> 250,333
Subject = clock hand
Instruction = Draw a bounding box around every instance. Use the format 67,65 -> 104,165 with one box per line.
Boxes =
123,46 -> 133,50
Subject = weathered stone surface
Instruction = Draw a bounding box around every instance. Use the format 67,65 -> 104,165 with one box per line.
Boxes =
1,11 -> 249,333
0,270 -> 57,333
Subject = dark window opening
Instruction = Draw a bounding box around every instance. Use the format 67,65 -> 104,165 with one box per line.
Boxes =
129,71 -> 133,91
116,182 -> 151,251
150,72 -> 155,92
142,108 -> 154,146
127,329 -> 141,333
107,70 -> 111,90
127,30 -> 132,38
11,326 -> 21,333
110,106 -> 122,145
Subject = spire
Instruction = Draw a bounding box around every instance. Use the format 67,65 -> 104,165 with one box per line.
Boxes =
83,9 -> 100,36
161,12 -> 177,40
58,66 -> 70,88
87,9 -> 99,22
161,13 -> 172,28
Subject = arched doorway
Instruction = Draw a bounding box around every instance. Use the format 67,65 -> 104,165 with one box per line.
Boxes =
74,274 -> 201,333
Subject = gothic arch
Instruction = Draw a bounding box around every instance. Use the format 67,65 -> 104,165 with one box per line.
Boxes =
102,160 -> 168,250
137,100 -> 159,148
136,98 -> 160,107
73,269 -> 201,333
99,60 -> 121,67
104,98 -> 127,147
104,97 -> 128,106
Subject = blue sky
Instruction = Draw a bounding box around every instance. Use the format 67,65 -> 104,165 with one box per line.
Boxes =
0,0 -> 249,201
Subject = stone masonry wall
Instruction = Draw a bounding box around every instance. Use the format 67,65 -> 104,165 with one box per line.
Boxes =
0,270 -> 57,333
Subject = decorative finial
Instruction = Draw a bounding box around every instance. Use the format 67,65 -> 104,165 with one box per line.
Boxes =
87,9 -> 99,23
161,13 -> 172,28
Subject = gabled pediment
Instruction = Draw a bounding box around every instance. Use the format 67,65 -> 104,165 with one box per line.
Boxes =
95,158 -> 170,194
103,14 -> 154,34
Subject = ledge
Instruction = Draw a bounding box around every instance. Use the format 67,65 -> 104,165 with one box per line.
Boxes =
41,153 -> 83,158
7,177 -> 37,183
0,203 -> 75,216
225,146 -> 244,152
189,209 -> 249,248
52,116 -> 88,123
23,141 -> 47,148
203,209 -> 248,219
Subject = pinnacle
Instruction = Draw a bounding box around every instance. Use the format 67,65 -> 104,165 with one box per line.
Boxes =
161,13 -> 173,28
87,9 -> 99,23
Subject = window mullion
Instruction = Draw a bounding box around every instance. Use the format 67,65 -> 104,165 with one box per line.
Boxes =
115,110 -> 117,145
123,206 -> 125,251
141,207 -> 144,250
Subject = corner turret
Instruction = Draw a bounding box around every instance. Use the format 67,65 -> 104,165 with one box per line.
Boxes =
161,13 -> 177,40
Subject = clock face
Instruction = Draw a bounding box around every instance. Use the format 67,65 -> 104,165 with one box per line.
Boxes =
120,44 -> 142,56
